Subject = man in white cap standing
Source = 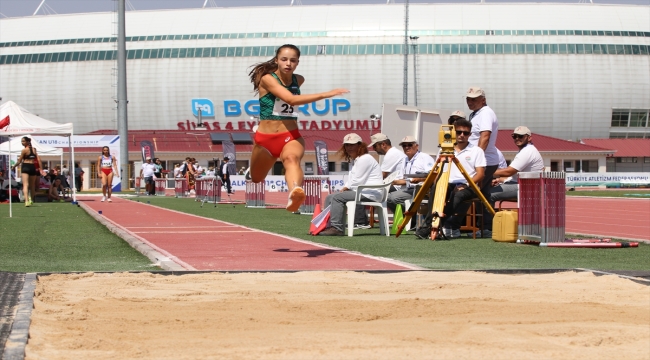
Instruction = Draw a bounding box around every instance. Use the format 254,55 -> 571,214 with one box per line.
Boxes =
368,133 -> 407,192
140,157 -> 157,196
491,126 -> 544,202
465,86 -> 499,236
386,136 -> 435,214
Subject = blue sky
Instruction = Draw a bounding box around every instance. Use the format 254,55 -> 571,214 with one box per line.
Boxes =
1,0 -> 647,18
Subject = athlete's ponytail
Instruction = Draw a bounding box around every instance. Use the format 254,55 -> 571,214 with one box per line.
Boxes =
248,44 -> 301,93
22,136 -> 32,149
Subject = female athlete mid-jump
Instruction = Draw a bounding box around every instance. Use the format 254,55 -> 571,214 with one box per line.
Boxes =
248,44 -> 349,212
98,146 -> 119,202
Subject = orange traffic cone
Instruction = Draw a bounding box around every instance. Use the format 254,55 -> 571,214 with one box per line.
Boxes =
309,204 -> 322,235
310,205 -> 331,236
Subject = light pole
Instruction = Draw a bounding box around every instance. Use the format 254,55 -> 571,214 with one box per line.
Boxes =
410,36 -> 419,106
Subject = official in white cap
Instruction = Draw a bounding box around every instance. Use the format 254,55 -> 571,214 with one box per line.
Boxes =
448,110 -> 466,125
369,133 -> 407,191
386,136 -> 435,214
490,126 -> 544,202
319,133 -> 383,236
465,86 -> 499,235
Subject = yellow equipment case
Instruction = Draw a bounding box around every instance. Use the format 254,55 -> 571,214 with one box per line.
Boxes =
492,210 -> 518,242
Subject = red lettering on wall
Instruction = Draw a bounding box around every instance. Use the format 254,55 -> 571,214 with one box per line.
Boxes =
247,121 -> 256,130
344,120 -> 354,130
225,122 -> 234,130
237,121 -> 246,130
355,120 -> 369,130
333,120 -> 342,130
186,120 -> 191,130
308,121 -> 319,130
177,122 -> 186,130
372,120 -> 381,130
212,121 -> 221,130
299,120 -> 308,130
321,120 -> 332,130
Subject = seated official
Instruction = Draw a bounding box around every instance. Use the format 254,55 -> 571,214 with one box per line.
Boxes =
387,136 -> 435,213
490,126 -> 544,202
48,178 -> 71,202
319,133 -> 384,236
368,133 -> 407,192
416,119 -> 486,239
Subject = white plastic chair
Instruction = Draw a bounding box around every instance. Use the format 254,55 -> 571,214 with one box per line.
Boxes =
344,172 -> 396,237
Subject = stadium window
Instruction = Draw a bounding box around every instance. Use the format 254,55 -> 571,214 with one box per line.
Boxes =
0,56 -> 5,65
189,48 -> 197,57
334,45 -> 343,55
566,30 -> 574,35
641,45 -> 649,55
366,45 -> 376,55
178,48 -> 187,58
611,110 -> 629,127
517,44 -> 525,54
317,45 -> 327,55
469,30 -> 477,36
576,44 -> 584,54
558,44 -> 567,54
189,35 -> 198,40
525,30 -> 533,35
134,49 -> 143,59
549,44 -> 558,53
624,45 -> 632,54
341,45 -> 349,55
9,55 -> 17,64
450,44 -> 459,53
36,40 -> 44,45
468,44 -> 476,54
140,49 -> 149,59
535,44 -> 544,54
125,50 -> 134,59
393,44 -> 403,54
88,51 -> 97,61
25,54 -> 33,63
549,30 -> 557,35
568,44 -> 576,53
534,30 -> 542,36
477,44 -> 485,53
70,52 -> 79,61
17,54 -> 26,63
180,35 -> 189,40
224,47 -> 233,57
198,34 -> 206,40
494,30 -> 503,36
451,30 -> 460,36
645,157 -> 650,163
575,30 -> 583,35
348,45 -> 357,55
215,47 -> 225,57
604,31 -> 613,36
161,48 -> 171,58
525,44 -> 534,54
443,30 -> 451,36
170,48 -> 179,58
210,48 -> 218,57
233,47 -> 242,56
443,44 -> 451,54
460,43 -> 469,54
629,111 -> 648,127
615,44 -> 624,54
48,53 -> 57,62
494,44 -> 502,53
613,31 -> 621,37
607,44 -> 616,54
631,45 -> 640,55
202,48 -> 211,57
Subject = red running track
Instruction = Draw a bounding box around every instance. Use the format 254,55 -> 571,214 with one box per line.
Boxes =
79,197 -> 416,271
565,197 -> 650,241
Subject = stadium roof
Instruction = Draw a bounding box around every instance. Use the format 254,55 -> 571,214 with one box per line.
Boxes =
581,138 -> 650,157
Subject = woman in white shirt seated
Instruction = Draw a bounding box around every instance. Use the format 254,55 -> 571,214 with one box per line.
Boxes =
319,133 -> 383,236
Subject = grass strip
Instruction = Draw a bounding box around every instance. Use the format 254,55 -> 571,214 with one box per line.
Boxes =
142,197 -> 650,271
0,202 -> 156,272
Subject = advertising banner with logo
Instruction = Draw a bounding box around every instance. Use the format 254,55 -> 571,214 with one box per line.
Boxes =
566,172 -> 650,187
225,175 -> 347,192
140,140 -> 154,162
314,140 -> 329,175
222,140 -> 237,175
33,135 -> 122,191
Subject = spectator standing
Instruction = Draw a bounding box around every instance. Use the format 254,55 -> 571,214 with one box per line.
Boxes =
173,164 -> 181,178
153,158 -> 163,179
74,163 -> 84,192
221,157 -> 233,194
387,136 -> 435,213
447,110 -> 466,125
491,126 -> 544,202
61,164 -> 70,184
319,133 -> 383,236
466,87 -> 499,236
140,157 -> 157,195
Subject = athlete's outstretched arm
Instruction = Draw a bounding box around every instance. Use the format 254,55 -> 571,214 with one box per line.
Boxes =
261,74 -> 348,106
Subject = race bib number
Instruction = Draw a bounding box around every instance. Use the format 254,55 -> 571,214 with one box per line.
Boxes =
272,98 -> 298,118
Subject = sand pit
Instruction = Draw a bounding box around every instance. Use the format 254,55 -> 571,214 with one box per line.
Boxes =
26,271 -> 649,359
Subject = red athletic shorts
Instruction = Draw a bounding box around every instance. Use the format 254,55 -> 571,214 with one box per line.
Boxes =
254,129 -> 302,158
101,168 -> 113,176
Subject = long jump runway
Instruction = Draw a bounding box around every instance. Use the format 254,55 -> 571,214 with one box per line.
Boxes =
78,197 -> 417,271
565,197 -> 650,241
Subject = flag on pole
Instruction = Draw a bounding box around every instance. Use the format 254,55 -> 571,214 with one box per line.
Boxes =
391,204 -> 404,235
0,115 -> 9,130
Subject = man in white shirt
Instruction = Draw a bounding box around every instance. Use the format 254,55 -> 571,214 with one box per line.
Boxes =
221,157 -> 233,194
466,86 -> 499,234
368,133 -> 407,192
416,119 -> 486,239
387,136 -> 435,213
319,133 -> 383,236
491,126 -> 545,202
139,157 -> 157,195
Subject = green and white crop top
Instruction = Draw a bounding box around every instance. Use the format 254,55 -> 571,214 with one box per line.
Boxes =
259,73 -> 301,120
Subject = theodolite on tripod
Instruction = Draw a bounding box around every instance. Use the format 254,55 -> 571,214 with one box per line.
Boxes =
395,125 -> 495,240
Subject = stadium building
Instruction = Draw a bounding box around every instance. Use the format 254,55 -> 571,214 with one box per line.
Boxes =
0,2 -> 648,187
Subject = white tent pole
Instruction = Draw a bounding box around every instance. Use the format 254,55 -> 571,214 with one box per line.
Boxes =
70,135 -> 76,202
8,135 -> 12,218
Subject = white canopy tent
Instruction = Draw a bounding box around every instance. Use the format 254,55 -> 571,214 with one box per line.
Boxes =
0,136 -> 63,156
0,100 -> 76,217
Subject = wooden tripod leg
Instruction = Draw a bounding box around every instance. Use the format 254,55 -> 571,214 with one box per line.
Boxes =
394,157 -> 443,237
451,157 -> 495,215
430,157 -> 452,241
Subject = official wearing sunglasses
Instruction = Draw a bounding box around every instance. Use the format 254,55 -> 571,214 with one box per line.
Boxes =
490,126 -> 545,203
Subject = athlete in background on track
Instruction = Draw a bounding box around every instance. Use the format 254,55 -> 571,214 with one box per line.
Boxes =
248,44 -> 349,212
98,146 -> 119,202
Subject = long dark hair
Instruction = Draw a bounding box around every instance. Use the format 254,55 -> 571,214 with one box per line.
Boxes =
101,146 -> 110,155
22,136 -> 33,150
248,44 -> 301,93
337,142 -> 370,163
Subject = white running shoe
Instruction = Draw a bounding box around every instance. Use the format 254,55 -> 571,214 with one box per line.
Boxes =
107,197 -> 112,202
286,186 -> 305,212
101,196 -> 106,202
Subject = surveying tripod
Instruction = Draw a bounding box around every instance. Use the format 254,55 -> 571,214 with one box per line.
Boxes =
395,125 -> 496,240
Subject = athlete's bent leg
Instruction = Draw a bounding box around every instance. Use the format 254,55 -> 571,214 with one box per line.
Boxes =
250,144 -> 277,184
281,139 -> 306,212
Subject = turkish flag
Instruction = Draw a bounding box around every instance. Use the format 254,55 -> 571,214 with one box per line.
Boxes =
0,115 -> 9,130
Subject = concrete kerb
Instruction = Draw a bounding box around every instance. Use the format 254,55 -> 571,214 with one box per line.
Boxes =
77,201 -> 188,271
2,273 -> 36,360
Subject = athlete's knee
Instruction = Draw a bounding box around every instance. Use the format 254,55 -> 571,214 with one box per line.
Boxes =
282,154 -> 301,167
